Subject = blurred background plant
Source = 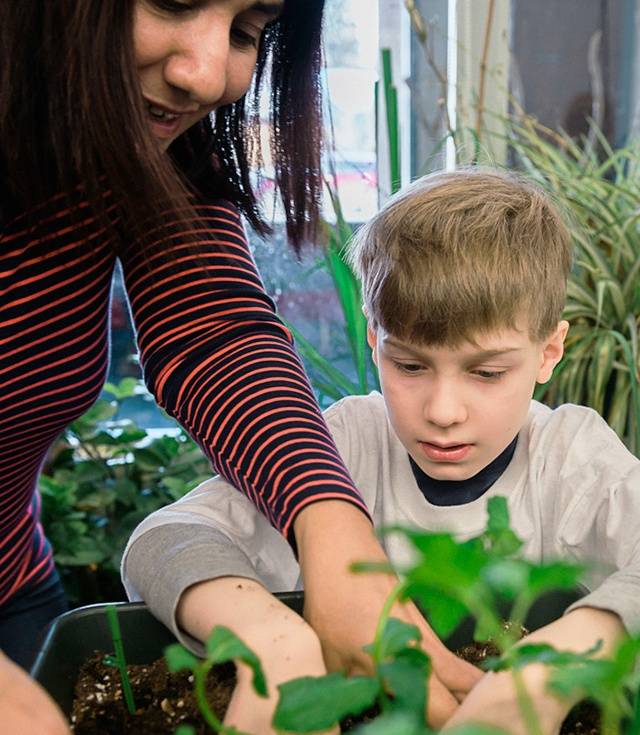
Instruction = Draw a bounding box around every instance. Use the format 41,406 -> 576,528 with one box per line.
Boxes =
505,115 -> 640,454
40,379 -> 211,606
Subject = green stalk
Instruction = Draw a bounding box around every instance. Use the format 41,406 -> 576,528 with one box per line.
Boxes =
105,604 -> 137,715
381,48 -> 401,194
512,667 -> 543,735
600,701 -> 621,735
194,660 -> 249,735
372,581 -> 409,712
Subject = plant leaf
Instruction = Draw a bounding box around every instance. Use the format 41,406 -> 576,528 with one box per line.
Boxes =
164,644 -> 199,673
274,673 -> 379,732
205,626 -> 267,697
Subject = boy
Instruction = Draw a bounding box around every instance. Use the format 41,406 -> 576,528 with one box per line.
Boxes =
122,168 -> 640,734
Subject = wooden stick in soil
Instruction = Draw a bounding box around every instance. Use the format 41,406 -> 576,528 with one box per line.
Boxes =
105,604 -> 137,715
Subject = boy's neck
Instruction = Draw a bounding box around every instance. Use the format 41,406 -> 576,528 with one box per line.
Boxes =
409,435 -> 518,506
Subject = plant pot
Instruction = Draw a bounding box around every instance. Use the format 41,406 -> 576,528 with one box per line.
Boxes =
31,588 -> 583,719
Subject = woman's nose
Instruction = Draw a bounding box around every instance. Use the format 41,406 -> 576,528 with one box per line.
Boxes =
164,22 -> 230,106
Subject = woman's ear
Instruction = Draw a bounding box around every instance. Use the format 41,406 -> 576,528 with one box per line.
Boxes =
536,320 -> 569,384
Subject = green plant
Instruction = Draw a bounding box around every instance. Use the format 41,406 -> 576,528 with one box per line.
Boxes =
104,604 -> 137,715
289,185 -> 379,406
161,498 -> 640,734
504,117 -> 640,454
165,626 -> 268,735
40,378 -> 211,605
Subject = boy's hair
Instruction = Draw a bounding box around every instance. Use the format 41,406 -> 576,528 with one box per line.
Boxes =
348,167 -> 573,345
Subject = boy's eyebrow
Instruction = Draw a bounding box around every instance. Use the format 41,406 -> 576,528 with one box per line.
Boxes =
383,337 -> 522,361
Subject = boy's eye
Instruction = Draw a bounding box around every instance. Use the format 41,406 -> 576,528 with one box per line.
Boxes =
392,360 -> 424,374
472,369 -> 506,380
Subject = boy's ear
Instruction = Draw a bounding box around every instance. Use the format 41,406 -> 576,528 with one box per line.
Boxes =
366,324 -> 379,366
536,320 -> 569,384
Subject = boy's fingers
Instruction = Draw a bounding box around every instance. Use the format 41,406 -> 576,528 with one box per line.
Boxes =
427,673 -> 462,728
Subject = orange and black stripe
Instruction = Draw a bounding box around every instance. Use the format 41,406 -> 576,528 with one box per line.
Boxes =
0,195 -> 369,607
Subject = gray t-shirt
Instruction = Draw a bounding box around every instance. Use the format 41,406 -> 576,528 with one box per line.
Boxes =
122,393 -> 640,655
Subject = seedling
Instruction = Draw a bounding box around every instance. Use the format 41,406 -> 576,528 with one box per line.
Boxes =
104,604 -> 137,715
162,497 -> 639,735
165,625 -> 268,735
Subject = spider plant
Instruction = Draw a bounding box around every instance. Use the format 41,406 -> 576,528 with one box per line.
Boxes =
507,116 -> 640,454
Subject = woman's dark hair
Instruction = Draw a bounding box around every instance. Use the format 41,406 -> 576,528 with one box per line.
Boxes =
0,0 -> 325,251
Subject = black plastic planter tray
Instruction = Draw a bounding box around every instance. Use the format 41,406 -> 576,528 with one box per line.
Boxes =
31,588 -> 582,719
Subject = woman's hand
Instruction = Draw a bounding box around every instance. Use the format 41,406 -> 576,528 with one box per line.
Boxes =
177,576 -> 338,735
0,651 -> 70,735
443,607 -> 626,735
294,501 -> 483,728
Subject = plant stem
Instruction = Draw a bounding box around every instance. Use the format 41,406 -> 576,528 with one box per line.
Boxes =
474,0 -> 496,152
194,661 -> 248,735
600,701 -> 621,735
372,581 -> 409,712
105,605 -> 137,715
512,668 -> 543,735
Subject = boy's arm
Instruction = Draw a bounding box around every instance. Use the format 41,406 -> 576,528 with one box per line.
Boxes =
121,478 -> 299,655
443,606 -> 624,735
177,576 -> 336,735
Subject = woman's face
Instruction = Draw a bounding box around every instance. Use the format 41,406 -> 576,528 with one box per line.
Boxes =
134,0 -> 283,150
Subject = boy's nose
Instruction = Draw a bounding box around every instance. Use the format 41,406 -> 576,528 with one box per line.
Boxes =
164,24 -> 230,106
423,380 -> 467,428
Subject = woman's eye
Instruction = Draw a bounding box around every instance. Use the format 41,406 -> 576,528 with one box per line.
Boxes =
231,26 -> 261,49
154,0 -> 193,13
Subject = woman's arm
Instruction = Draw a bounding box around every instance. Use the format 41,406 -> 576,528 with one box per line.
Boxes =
295,501 -> 483,728
0,651 -> 70,735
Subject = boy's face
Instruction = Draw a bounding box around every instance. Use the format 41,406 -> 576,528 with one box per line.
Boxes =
368,320 -> 568,482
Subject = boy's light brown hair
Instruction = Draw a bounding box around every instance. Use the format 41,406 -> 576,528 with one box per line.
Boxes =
348,167 -> 573,345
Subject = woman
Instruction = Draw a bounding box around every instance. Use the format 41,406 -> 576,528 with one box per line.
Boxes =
0,2 -> 479,732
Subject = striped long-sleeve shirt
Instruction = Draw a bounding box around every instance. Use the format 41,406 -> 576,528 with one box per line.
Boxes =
0,193 -> 370,608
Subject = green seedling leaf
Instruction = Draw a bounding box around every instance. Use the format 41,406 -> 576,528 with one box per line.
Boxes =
174,726 -> 196,735
379,648 -> 430,720
548,635 -> 640,702
365,618 -> 422,660
446,725 -> 510,735
352,711 -> 428,735
274,673 -> 379,732
482,497 -> 523,557
527,561 -> 585,597
403,583 -> 469,639
485,641 -> 603,673
481,559 -> 529,599
206,626 -> 267,697
165,644 -> 200,673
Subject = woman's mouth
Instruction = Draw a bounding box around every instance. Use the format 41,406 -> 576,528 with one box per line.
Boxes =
145,102 -> 183,139
419,441 -> 472,462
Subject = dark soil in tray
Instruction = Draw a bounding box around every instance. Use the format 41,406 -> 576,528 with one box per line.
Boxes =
70,644 -> 600,734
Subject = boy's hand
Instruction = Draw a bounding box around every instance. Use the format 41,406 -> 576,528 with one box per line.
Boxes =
0,651 -> 71,735
177,577 -> 338,735
443,607 -> 625,735
294,501 -> 483,728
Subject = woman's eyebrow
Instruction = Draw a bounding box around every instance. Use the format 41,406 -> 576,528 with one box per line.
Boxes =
251,1 -> 285,18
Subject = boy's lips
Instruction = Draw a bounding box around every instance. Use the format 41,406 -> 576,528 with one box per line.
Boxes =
419,441 -> 472,462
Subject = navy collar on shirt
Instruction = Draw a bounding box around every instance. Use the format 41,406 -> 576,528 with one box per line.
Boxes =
409,435 -> 518,506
